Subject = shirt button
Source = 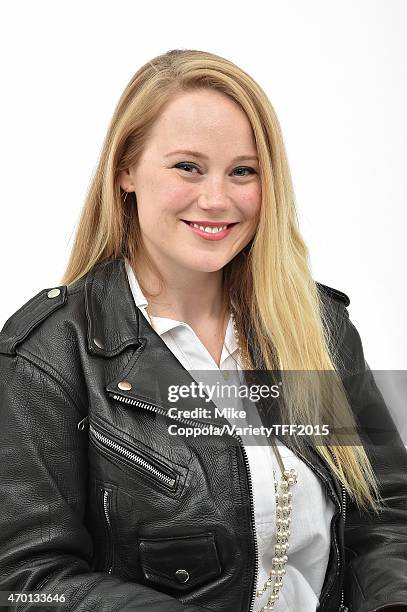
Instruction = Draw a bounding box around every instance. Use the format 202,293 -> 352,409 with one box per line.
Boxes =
222,371 -> 230,380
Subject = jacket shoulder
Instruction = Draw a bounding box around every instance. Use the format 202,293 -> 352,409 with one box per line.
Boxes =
0,279 -> 85,356
315,282 -> 350,307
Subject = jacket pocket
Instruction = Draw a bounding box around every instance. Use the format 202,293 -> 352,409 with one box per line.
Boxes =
138,532 -> 222,594
89,419 -> 184,494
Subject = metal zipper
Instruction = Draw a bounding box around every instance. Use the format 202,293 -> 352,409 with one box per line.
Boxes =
102,488 -> 113,575
330,448 -> 348,612
291,445 -> 343,611
108,390 -> 260,612
89,423 -> 177,490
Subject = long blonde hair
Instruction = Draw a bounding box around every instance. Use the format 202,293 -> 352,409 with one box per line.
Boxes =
62,49 -> 382,513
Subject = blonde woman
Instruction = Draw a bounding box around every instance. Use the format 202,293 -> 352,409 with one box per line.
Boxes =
0,49 -> 406,612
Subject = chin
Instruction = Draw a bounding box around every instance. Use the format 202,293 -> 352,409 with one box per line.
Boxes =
185,257 -> 233,274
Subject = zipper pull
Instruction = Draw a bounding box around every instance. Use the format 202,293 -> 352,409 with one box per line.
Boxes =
77,415 -> 89,431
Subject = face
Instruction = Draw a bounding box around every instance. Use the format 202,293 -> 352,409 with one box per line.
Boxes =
119,89 -> 262,277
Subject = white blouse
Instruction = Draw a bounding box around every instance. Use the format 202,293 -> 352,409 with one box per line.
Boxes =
125,258 -> 336,612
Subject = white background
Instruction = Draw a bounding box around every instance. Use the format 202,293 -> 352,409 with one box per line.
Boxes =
0,0 -> 406,373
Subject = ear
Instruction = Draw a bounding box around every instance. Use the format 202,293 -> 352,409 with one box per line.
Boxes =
117,168 -> 135,192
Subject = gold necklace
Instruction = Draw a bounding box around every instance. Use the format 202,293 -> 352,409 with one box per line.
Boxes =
230,309 -> 298,611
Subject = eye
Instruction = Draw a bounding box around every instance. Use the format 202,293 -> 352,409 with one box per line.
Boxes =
174,162 -> 200,174
174,162 -> 257,177
232,167 -> 257,177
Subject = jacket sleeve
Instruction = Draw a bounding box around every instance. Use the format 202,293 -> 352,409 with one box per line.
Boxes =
0,352 -> 213,612
336,308 -> 407,612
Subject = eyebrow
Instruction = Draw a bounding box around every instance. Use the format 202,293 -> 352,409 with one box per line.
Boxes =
164,149 -> 259,162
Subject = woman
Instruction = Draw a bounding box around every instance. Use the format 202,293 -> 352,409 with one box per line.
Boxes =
0,49 -> 406,612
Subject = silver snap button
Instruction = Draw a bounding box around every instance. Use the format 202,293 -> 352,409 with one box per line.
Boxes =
118,380 -> 132,391
93,338 -> 104,349
47,288 -> 60,299
175,569 -> 189,583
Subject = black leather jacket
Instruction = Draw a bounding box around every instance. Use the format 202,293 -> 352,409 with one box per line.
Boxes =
1,257 -> 407,612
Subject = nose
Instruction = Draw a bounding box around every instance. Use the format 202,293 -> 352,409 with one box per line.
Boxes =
196,176 -> 231,213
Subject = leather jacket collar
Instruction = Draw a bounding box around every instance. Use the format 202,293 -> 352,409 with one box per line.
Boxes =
85,257 -> 141,357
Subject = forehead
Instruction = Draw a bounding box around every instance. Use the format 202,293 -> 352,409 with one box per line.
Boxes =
148,89 -> 256,149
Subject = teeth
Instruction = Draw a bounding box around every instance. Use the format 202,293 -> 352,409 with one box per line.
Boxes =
190,223 -> 228,233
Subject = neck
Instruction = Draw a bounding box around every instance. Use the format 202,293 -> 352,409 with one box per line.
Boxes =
130,254 -> 229,327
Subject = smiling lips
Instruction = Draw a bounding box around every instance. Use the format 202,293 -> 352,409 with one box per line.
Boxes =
182,219 -> 238,241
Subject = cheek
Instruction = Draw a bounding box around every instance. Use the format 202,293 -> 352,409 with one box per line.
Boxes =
156,177 -> 195,212
238,182 -> 262,219
136,175 -> 194,225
